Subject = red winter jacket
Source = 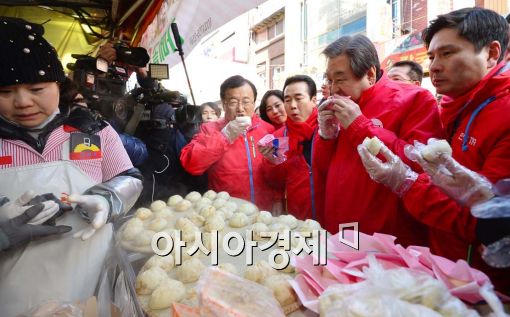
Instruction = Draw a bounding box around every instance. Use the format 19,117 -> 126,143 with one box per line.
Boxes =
314,75 -> 444,247
402,62 -> 510,293
180,116 -> 275,210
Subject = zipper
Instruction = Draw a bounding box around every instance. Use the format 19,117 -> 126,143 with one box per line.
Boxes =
244,134 -> 256,204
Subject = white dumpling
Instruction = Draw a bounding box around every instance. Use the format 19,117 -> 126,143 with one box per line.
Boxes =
188,212 -> 206,227
422,139 -> 453,162
176,258 -> 206,283
212,198 -> 227,209
238,203 -> 257,216
204,215 -> 225,232
175,217 -> 196,231
203,190 -> 217,200
297,219 -> 322,235
149,278 -> 186,310
263,274 -> 297,306
147,217 -> 168,232
185,191 -> 202,202
216,191 -> 230,201
250,222 -> 270,241
175,199 -> 192,212
278,215 -> 298,229
150,200 -> 167,212
218,208 -> 234,220
167,195 -> 183,206
122,222 -> 144,241
255,211 -> 273,225
154,207 -> 173,219
269,222 -> 290,233
362,136 -> 383,156
133,230 -> 156,247
223,201 -> 238,213
135,207 -> 152,220
181,226 -> 200,243
244,260 -> 276,283
199,205 -> 217,218
135,266 -> 167,295
217,263 -> 239,275
143,254 -> 175,272
229,213 -> 249,228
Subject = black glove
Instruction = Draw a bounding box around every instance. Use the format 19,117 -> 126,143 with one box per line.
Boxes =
26,193 -> 73,225
0,204 -> 72,251
476,217 -> 510,246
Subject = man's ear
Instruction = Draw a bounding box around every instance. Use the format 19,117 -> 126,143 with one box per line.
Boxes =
367,66 -> 377,85
487,40 -> 502,68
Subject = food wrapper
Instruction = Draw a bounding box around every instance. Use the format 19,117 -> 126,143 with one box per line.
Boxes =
197,267 -> 285,317
258,134 -> 289,164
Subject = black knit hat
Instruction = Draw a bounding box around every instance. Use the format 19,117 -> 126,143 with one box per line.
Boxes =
0,17 -> 66,87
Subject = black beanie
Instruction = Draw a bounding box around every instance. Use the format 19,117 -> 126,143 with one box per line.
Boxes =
0,17 -> 66,87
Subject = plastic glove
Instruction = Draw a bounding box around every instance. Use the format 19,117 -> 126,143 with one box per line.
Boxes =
68,194 -> 110,241
221,117 -> 250,143
318,99 -> 340,139
0,204 -> 72,251
357,142 -> 418,196
407,144 -> 494,206
0,191 -> 59,223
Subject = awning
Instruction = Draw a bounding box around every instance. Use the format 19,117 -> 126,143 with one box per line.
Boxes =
137,0 -> 266,68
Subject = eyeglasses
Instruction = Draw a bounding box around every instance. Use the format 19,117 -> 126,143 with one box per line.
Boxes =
226,99 -> 254,108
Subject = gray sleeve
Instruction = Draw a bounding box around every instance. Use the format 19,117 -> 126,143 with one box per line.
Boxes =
80,175 -> 142,222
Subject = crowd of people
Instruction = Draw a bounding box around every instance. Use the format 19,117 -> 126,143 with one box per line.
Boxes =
0,6 -> 509,316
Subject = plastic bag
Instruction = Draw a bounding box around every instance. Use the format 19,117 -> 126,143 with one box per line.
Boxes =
21,301 -> 83,317
481,236 -> 510,269
319,255 -> 480,317
197,267 -> 285,317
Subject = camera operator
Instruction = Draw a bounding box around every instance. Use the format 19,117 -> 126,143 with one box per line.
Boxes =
98,42 -> 207,204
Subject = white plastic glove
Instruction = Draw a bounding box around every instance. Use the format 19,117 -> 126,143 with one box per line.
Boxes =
0,191 -> 59,224
358,142 -> 418,196
405,142 -> 494,207
318,99 -> 340,139
221,117 -> 251,143
68,194 -> 110,241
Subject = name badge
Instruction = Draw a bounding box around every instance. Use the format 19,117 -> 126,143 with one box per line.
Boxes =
70,133 -> 102,160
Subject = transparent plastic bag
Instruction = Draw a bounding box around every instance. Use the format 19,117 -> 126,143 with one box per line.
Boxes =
481,236 -> 510,269
197,267 -> 285,317
21,300 -> 83,317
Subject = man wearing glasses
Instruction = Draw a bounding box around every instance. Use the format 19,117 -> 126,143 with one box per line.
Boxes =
181,75 -> 276,210
387,60 -> 424,86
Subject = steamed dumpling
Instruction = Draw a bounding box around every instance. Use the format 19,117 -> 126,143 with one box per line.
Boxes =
278,215 -> 298,229
238,203 -> 257,216
167,195 -> 183,206
263,274 -> 298,306
135,207 -> 152,220
250,222 -> 270,241
142,254 -> 175,272
149,278 -> 186,310
255,211 -> 273,225
204,215 -> 225,232
175,199 -> 192,212
135,266 -> 167,295
150,200 -> 167,212
216,191 -> 230,201
175,258 -> 206,283
212,198 -> 227,209
147,217 -> 168,232
185,191 -> 202,202
203,190 -> 217,200
229,213 -> 249,228
133,230 -> 156,247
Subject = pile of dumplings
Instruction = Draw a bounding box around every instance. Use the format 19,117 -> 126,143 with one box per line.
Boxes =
123,190 -> 323,315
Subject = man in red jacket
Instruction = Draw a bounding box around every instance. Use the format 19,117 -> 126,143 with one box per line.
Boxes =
180,75 -> 275,210
259,75 -> 319,220
357,7 -> 510,294
315,34 -> 444,247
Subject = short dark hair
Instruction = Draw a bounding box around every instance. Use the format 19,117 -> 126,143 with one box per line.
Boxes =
505,13 -> 510,24
259,90 -> 284,123
423,7 -> 509,63
220,75 -> 257,101
392,60 -> 424,83
322,34 -> 382,80
200,102 -> 221,117
282,75 -> 317,98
